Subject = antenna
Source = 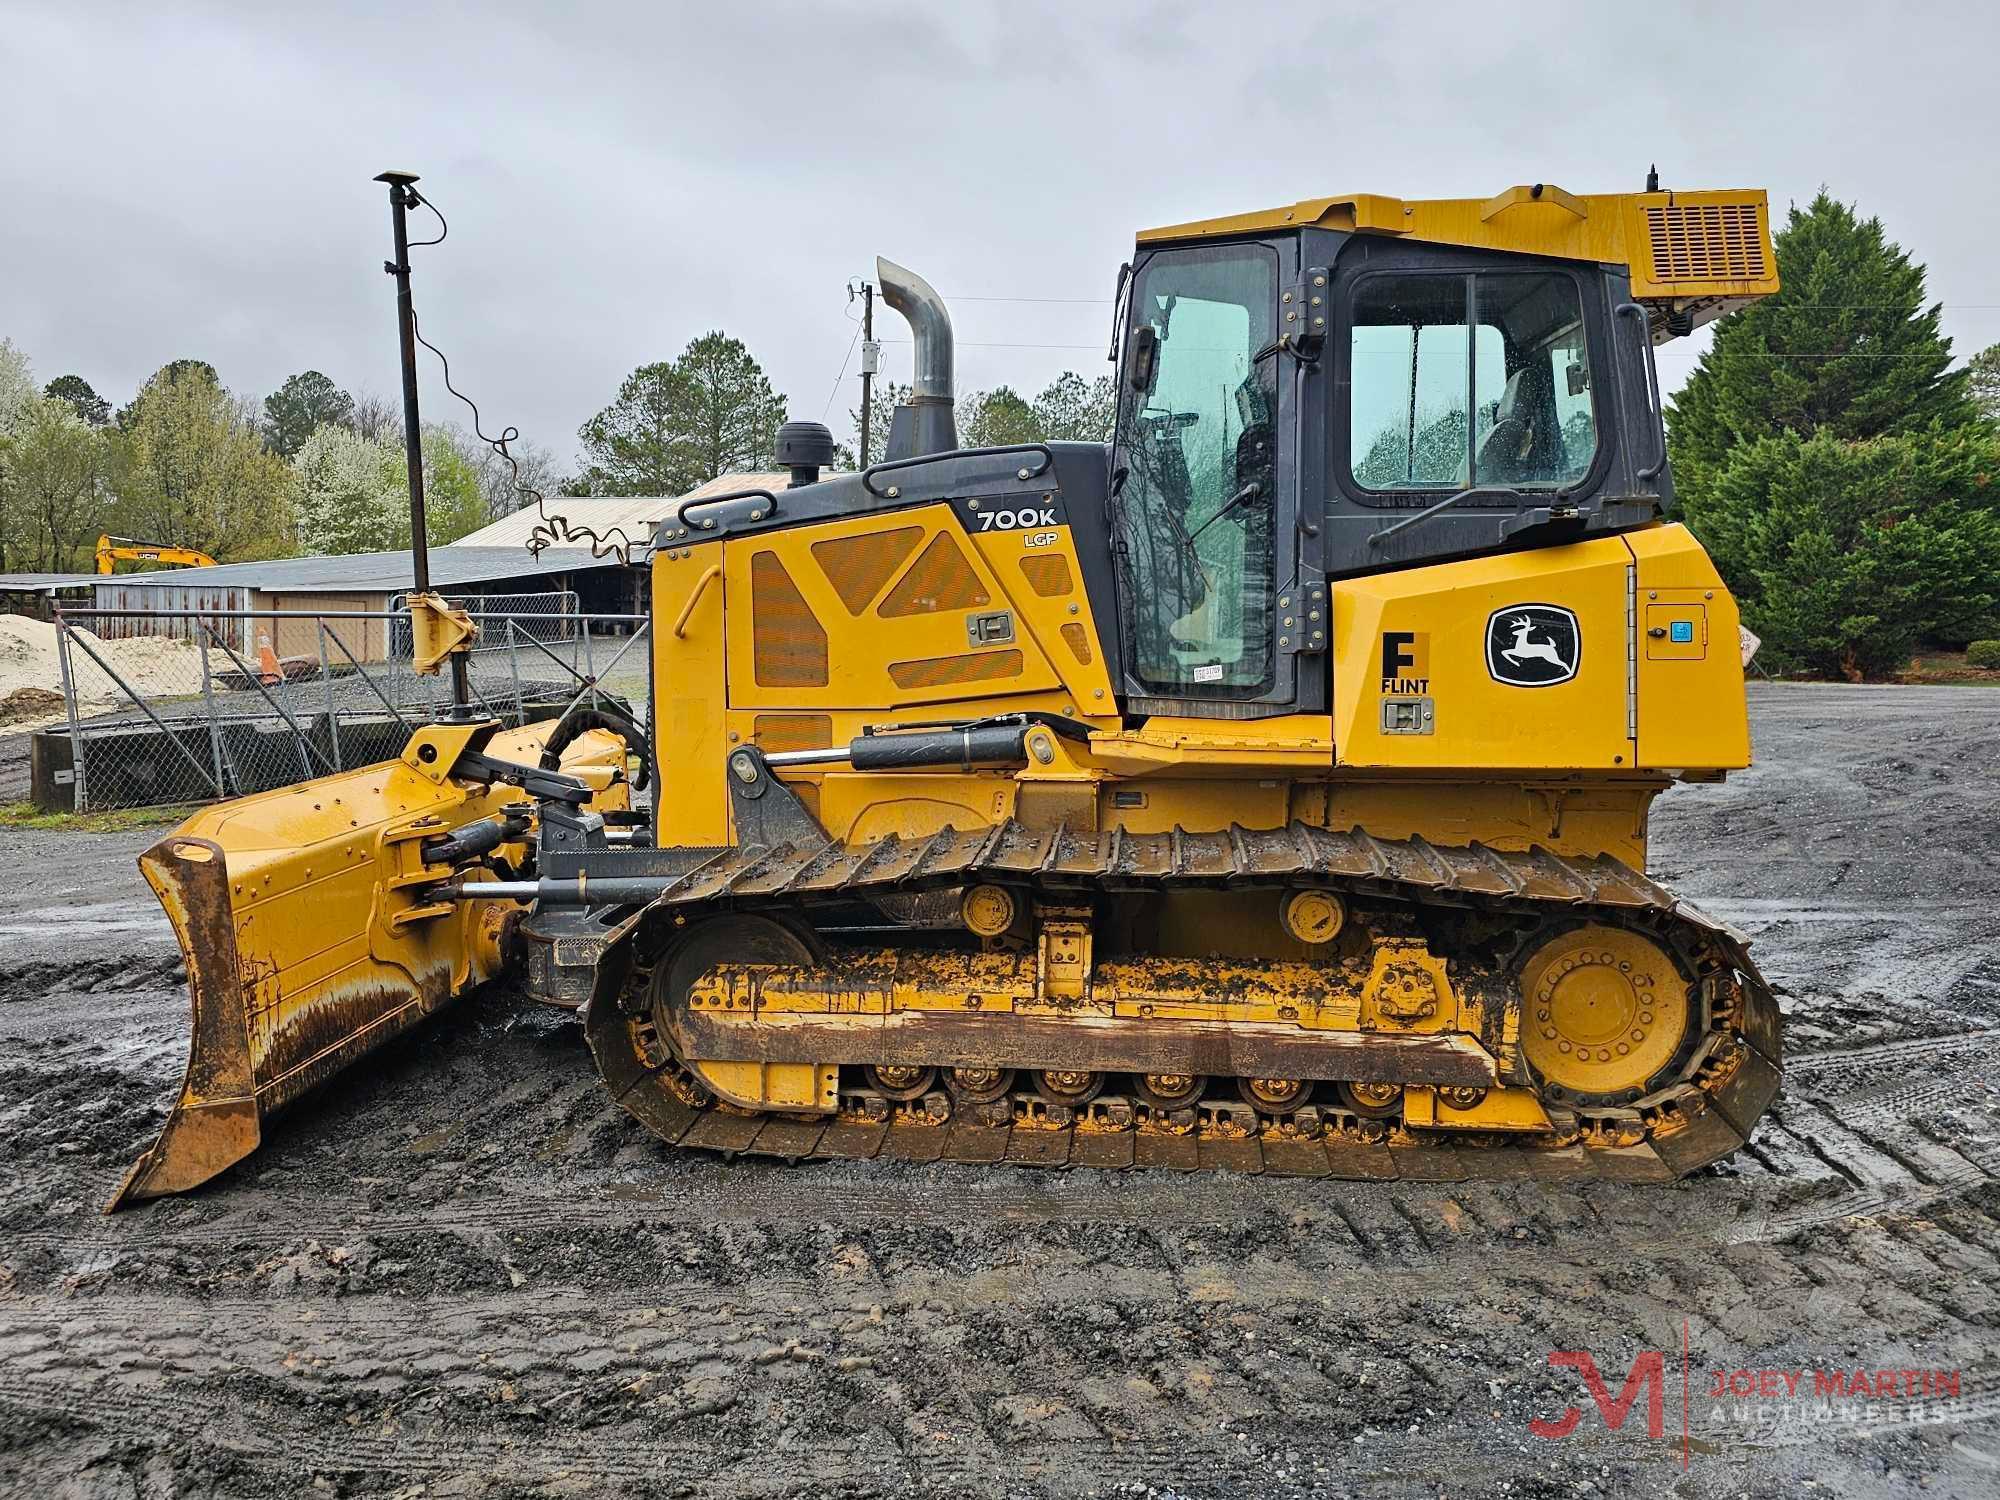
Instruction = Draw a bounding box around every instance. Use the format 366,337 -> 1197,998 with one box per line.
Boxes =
375,168 -> 471,716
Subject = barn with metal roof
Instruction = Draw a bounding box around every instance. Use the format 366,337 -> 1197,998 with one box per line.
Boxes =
450,475 -> 790,550
85,545 -> 637,655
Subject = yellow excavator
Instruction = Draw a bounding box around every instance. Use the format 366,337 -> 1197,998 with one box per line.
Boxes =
95,534 -> 218,574
111,175 -> 1784,1208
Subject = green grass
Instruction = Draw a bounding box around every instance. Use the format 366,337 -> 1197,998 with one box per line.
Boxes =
0,801 -> 199,833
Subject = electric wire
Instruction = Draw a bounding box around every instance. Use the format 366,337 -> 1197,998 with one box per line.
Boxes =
819,315 -> 863,423
402,188 -> 645,565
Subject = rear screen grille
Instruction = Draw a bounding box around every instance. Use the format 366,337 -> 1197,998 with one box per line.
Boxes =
1645,203 -> 1768,283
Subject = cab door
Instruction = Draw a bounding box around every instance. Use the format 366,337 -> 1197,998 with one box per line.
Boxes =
1110,237 -> 1320,714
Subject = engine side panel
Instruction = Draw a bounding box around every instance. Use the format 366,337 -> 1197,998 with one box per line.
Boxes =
1627,523 -> 1752,769
1329,522 -> 1749,775
1331,535 -> 1636,770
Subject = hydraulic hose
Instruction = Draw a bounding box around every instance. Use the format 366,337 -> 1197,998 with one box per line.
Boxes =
540,704 -> 651,790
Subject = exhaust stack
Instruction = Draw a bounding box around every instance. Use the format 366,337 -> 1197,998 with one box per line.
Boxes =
876,256 -> 957,460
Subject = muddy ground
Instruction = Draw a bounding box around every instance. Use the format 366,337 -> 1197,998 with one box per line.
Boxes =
2,683 -> 1997,1499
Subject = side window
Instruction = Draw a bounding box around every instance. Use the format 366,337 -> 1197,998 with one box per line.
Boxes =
1350,271 -> 1596,494
1472,275 -> 1595,487
1351,278 -> 1470,491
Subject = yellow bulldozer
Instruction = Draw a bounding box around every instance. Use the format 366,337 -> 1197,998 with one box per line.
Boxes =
111,176 -> 1784,1208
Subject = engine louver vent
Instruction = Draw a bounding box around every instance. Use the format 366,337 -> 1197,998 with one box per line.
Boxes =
1644,202 -> 1768,284
813,527 -> 922,614
888,650 -> 1023,689
880,533 -> 989,617
1020,554 -> 1074,597
752,713 -> 833,752
750,551 -> 828,688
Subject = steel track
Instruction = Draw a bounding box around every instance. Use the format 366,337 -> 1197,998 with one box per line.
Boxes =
584,821 -> 1784,1182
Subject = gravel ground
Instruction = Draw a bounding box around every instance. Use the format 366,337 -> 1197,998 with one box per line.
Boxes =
2,683 -> 1998,1499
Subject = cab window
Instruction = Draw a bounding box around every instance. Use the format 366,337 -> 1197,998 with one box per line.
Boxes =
1350,272 -> 1595,494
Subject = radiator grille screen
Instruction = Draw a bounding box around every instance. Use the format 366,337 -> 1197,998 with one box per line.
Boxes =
750,551 -> 828,687
1060,622 -> 1093,665
813,527 -> 922,614
1644,202 -> 1768,283
879,533 -> 989,616
888,649 -> 1023,689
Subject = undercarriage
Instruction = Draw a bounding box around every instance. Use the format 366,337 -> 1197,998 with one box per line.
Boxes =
582,821 -> 1781,1182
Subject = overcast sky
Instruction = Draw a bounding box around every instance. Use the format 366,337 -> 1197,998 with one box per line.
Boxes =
4,0 -> 1997,473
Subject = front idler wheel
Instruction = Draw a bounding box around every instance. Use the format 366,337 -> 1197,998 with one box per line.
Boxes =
1518,923 -> 1696,1104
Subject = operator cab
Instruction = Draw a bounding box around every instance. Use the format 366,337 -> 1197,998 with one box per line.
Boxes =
1102,197 -> 1702,716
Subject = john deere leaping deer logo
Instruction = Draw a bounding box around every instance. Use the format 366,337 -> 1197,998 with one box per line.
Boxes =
1486,604 -> 1580,687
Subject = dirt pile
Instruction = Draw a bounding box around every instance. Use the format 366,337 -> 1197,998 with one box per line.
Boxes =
0,614 -> 202,722
0,686 -> 63,726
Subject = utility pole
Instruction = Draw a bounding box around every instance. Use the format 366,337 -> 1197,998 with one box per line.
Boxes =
857,280 -> 879,467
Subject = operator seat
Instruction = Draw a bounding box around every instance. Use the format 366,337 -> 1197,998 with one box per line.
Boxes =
1474,362 -> 1560,483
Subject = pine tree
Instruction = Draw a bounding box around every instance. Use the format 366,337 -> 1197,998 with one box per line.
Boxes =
263,371 -> 356,458
959,386 -> 1040,449
1668,192 -> 2000,677
1670,192 -> 1977,490
1031,372 -> 1117,443
44,374 -> 112,428
578,333 -> 786,495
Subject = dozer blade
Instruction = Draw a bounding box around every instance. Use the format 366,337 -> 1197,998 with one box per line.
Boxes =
109,721 -> 627,1211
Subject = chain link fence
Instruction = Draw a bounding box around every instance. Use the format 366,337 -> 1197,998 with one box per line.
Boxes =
48,605 -> 651,812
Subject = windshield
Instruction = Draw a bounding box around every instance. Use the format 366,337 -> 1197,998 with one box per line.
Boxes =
1111,244 -> 1279,697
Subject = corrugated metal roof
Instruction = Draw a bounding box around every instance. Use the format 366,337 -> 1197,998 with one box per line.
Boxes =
0,573 -> 99,593
452,473 -> 792,550
80,546 -> 626,596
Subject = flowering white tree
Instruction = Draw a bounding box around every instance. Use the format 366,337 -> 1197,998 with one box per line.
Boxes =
292,424 -> 405,555
0,338 -> 37,436
292,423 -> 488,555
